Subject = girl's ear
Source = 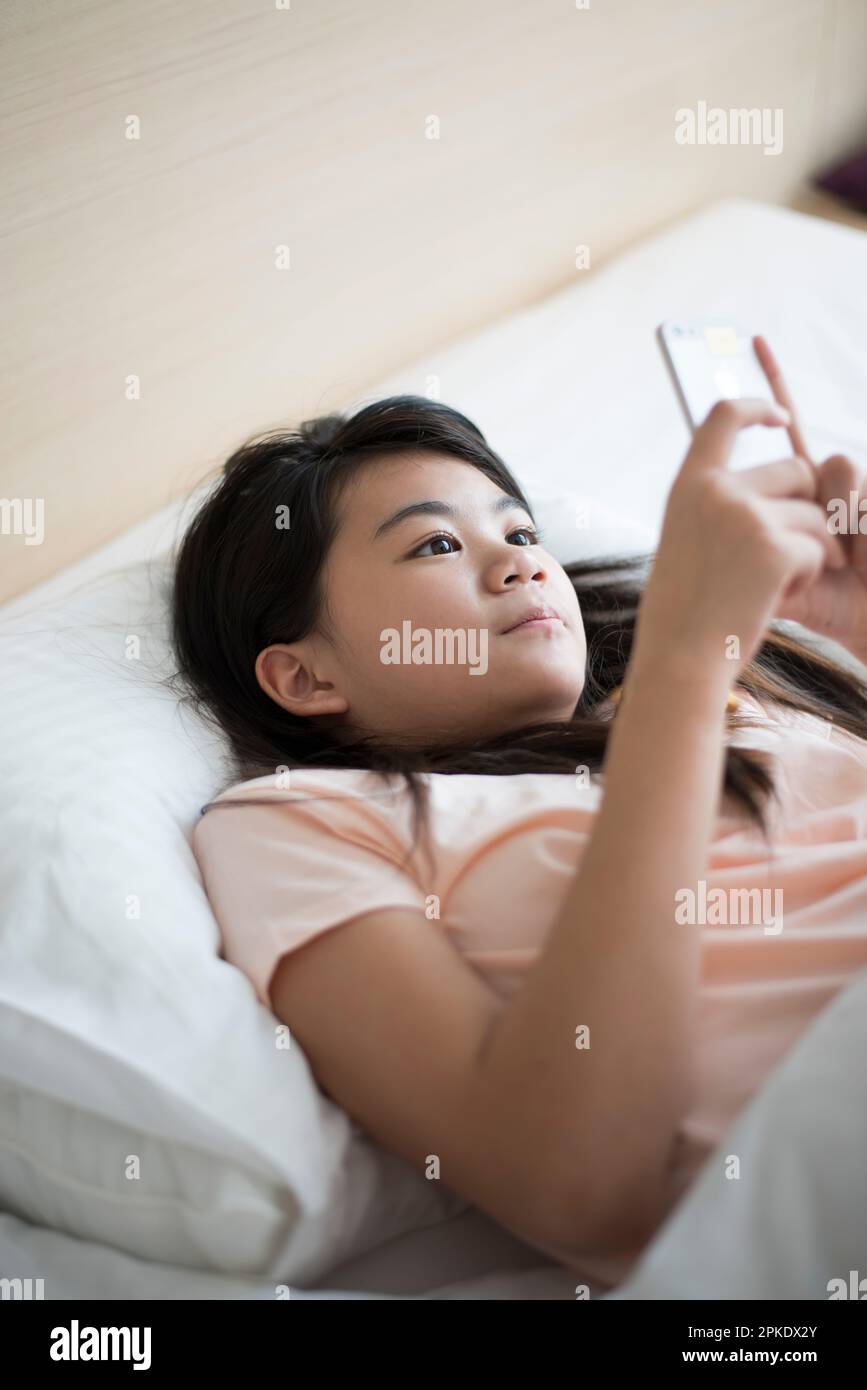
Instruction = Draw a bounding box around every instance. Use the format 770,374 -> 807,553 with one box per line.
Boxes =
255,644 -> 349,718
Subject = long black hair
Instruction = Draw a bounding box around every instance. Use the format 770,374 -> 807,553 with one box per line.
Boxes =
170,394 -> 867,851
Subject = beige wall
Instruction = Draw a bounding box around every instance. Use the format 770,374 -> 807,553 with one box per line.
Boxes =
2,0 -> 866,601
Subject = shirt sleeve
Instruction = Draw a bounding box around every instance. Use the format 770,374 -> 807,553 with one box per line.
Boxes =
192,790 -> 429,1009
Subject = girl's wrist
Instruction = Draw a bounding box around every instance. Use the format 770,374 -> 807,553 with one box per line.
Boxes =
614,653 -> 734,734
627,632 -> 733,702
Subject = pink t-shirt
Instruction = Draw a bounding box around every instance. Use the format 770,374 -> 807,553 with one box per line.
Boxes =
192,692 -> 867,1287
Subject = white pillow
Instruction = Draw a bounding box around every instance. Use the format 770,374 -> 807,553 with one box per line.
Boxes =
520,474 -> 656,564
0,477 -> 651,1281
0,555 -> 468,1283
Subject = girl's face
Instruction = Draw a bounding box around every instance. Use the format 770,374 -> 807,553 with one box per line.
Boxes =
256,451 -> 587,745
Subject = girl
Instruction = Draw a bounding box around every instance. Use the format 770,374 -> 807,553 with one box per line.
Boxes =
173,341 -> 867,1291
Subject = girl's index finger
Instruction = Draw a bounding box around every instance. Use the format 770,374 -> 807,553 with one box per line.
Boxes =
753,334 -> 814,467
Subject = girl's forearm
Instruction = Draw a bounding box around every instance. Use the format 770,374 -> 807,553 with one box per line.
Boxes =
476,643 -> 732,1252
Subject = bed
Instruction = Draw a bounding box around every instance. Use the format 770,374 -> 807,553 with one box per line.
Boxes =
2,196 -> 867,1301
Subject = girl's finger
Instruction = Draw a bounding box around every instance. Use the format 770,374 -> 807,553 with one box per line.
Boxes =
818,452 -> 867,581
770,498 -> 848,570
731,454 -> 816,500
775,532 -> 828,604
686,396 -> 792,472
815,452 -> 861,517
753,335 -> 814,466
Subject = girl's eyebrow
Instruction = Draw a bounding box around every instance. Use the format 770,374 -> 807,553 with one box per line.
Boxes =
372,493 -> 529,542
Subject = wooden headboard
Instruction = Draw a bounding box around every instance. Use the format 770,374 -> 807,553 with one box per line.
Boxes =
3,0 -> 866,602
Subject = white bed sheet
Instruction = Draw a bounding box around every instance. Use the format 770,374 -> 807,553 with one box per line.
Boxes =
4,195 -> 867,1301
0,1207 -> 576,1301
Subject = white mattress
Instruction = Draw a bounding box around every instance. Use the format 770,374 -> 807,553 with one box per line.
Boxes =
4,195 -> 867,1301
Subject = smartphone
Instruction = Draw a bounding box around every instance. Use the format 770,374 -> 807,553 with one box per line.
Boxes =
657,320 -> 792,470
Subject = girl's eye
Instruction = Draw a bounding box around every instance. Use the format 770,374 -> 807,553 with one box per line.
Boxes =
409,526 -> 541,559
508,526 -> 542,547
410,532 -> 461,558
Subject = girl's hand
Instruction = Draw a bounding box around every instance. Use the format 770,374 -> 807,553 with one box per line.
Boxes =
754,335 -> 867,661
633,395 -> 847,685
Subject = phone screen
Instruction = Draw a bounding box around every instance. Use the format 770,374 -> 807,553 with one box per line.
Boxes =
658,321 -> 792,470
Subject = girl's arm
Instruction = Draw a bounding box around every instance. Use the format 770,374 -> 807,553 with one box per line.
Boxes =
474,642 -> 730,1256
473,395 -> 844,1256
